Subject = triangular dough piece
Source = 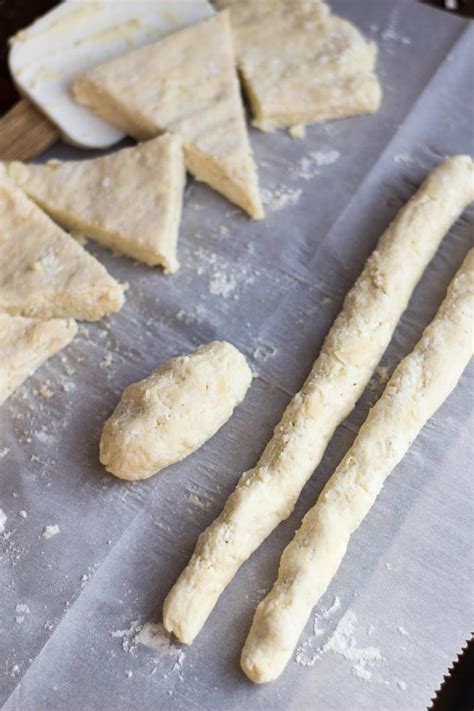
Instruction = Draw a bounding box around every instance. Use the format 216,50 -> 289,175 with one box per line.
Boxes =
8,135 -> 185,273
0,166 -> 125,321
74,12 -> 263,219
214,0 -> 382,132
0,313 -> 77,405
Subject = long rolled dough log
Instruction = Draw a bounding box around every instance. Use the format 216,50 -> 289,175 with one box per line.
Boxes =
241,249 -> 474,683
100,341 -> 252,480
163,156 -> 474,645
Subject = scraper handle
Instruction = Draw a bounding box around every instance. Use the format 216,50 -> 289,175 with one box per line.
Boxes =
0,98 -> 59,161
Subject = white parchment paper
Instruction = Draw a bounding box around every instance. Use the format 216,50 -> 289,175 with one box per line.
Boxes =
1,2 -> 473,709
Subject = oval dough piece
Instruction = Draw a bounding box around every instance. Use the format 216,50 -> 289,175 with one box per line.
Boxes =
100,341 -> 253,480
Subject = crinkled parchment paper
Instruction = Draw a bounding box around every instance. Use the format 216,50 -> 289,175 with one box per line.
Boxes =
1,1 -> 473,709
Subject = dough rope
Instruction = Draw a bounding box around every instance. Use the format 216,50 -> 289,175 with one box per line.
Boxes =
163,156 -> 474,645
241,249 -> 474,683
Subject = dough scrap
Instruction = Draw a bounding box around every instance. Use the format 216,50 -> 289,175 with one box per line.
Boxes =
74,12 -> 263,220
0,165 -> 125,321
100,341 -> 253,480
0,313 -> 77,405
8,134 -> 185,273
242,249 -> 474,683
215,0 -> 382,131
162,156 -> 474,645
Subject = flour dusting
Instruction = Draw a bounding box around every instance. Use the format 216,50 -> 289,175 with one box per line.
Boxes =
191,246 -> 255,300
15,603 -> 30,624
322,611 -> 383,681
261,185 -> 302,211
289,124 -> 306,139
253,344 -> 277,362
295,596 -> 341,667
42,524 -> 60,539
136,622 -> 184,667
393,154 -> 413,165
295,150 -> 340,180
0,509 -> 7,534
208,271 -> 237,298
112,621 -> 185,673
296,605 -> 383,681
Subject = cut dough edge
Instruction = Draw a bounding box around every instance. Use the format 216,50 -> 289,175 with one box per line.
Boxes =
0,165 -> 125,321
243,72 -> 382,132
217,0 -> 382,131
0,313 -> 77,405
73,12 -> 263,220
8,134 -> 185,273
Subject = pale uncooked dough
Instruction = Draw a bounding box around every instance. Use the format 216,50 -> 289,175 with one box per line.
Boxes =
215,0 -> 382,131
0,313 -> 77,405
100,341 -> 253,480
8,134 -> 185,273
241,249 -> 474,683
162,156 -> 474,645
74,12 -> 263,219
0,165 -> 125,321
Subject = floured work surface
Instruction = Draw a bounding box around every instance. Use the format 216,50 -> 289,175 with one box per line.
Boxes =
1,2 -> 473,709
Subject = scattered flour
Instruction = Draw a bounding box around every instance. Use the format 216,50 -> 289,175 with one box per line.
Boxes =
294,150 -> 340,180
0,509 -> 7,534
295,597 -> 341,666
35,429 -> 55,445
380,7 -> 411,45
393,153 -> 413,165
398,626 -> 409,637
192,246 -> 255,300
208,271 -> 237,298
18,511 -> 27,520
135,622 -> 183,664
39,383 -> 54,399
112,621 -> 186,673
296,605 -> 383,682
42,524 -> 60,539
16,603 -> 30,614
10,664 -> 20,678
100,353 -> 113,369
396,679 -> 408,691
381,28 -> 411,44
253,344 -> 277,362
0,447 -> 10,458
288,124 -> 306,139
322,611 -> 383,682
111,620 -> 141,653
188,492 -> 212,510
15,603 -> 30,624
261,185 -> 302,211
